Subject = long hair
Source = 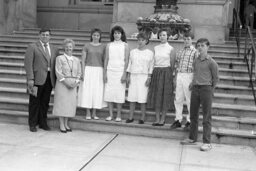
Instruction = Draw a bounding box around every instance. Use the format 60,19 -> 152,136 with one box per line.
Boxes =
110,25 -> 127,42
90,28 -> 102,42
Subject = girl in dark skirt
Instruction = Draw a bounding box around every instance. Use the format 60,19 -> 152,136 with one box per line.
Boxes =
147,29 -> 176,126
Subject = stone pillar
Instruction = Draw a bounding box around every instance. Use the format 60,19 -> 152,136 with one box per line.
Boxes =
0,0 -> 37,35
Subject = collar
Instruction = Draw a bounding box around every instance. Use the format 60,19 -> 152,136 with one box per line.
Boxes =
64,53 -> 73,61
199,54 -> 210,61
184,45 -> 195,50
40,41 -> 49,47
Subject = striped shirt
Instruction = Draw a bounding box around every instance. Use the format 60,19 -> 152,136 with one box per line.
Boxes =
176,46 -> 197,73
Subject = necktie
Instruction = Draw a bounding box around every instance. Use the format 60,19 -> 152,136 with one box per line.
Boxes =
43,43 -> 51,69
43,43 -> 51,60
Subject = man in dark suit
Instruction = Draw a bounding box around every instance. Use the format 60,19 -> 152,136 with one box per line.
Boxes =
24,28 -> 59,132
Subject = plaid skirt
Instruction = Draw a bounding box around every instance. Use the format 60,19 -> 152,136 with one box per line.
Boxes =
147,67 -> 174,111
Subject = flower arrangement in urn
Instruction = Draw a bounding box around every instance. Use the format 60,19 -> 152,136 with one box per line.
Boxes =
136,0 -> 191,40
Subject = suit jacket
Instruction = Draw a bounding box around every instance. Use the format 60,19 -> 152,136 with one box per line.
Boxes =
24,41 -> 60,87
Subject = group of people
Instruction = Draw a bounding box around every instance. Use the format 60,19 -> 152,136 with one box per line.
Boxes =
24,25 -> 219,151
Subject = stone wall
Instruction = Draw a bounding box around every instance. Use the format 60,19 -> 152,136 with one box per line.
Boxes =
37,0 -> 113,31
0,0 -> 37,35
112,0 -> 233,43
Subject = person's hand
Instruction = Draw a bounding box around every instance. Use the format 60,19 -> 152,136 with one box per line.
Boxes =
121,73 -> 126,84
189,83 -> 193,91
126,75 -> 130,85
145,77 -> 151,87
103,73 -> 107,83
27,80 -> 34,92
63,78 -> 75,89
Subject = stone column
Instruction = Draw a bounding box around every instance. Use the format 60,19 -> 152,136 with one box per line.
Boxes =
0,0 -> 37,35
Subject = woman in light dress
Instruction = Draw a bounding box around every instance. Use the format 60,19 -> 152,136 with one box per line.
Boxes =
104,25 -> 129,122
126,32 -> 154,124
78,28 -> 107,120
53,39 -> 81,133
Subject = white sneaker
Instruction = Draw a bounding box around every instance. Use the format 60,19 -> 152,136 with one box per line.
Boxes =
115,118 -> 122,122
200,144 -> 212,151
86,116 -> 91,120
92,116 -> 99,120
105,116 -> 112,121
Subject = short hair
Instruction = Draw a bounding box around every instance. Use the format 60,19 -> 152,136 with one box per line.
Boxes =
137,32 -> 150,45
63,38 -> 75,48
196,38 -> 210,47
183,31 -> 194,39
110,25 -> 127,42
90,28 -> 102,42
39,28 -> 51,34
157,28 -> 170,39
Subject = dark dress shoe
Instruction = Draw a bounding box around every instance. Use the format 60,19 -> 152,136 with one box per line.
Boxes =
138,120 -> 144,124
125,119 -> 134,123
152,122 -> 159,126
29,127 -> 37,132
39,125 -> 51,131
60,129 -> 67,133
66,128 -> 72,132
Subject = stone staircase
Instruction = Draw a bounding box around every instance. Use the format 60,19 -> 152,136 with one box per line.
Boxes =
0,28 -> 256,147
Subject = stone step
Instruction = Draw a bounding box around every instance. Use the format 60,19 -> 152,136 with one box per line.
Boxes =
0,77 -> 26,88
216,84 -> 255,95
20,28 -> 110,35
216,60 -> 247,70
1,95 -> 256,118
219,68 -> 254,77
219,75 -> 256,87
0,68 -> 255,88
1,84 -> 254,106
0,61 -> 252,78
0,109 -> 255,147
213,93 -> 256,106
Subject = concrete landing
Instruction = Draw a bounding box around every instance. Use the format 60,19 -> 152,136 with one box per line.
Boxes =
0,123 -> 256,171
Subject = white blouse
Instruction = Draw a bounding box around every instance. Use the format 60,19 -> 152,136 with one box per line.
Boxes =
127,48 -> 154,74
154,42 -> 174,67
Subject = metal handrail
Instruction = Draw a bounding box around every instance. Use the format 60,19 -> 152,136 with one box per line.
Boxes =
232,8 -> 242,57
244,26 -> 256,106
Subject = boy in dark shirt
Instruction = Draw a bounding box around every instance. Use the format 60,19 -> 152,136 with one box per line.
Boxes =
180,38 -> 219,151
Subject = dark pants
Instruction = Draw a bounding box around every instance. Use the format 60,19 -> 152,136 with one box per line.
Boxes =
28,72 -> 52,127
189,85 -> 213,144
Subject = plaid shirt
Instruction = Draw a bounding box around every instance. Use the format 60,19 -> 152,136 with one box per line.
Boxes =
176,46 -> 197,73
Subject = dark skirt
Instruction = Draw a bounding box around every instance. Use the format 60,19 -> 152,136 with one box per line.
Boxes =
147,67 -> 174,111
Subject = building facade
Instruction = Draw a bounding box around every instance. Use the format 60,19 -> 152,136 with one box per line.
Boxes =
0,0 -> 254,43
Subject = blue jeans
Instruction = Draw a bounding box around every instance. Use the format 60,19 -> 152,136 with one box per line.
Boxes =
189,85 -> 213,143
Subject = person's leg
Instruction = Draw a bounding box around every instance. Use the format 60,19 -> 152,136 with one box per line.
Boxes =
39,73 -> 52,128
129,102 -> 135,120
154,108 -> 161,124
86,108 -> 91,119
116,103 -> 122,120
28,93 -> 40,130
160,109 -> 166,125
59,117 -> 65,131
188,86 -> 200,142
140,103 -> 146,121
184,73 -> 193,123
200,86 -> 213,144
64,117 -> 71,130
173,73 -> 184,123
106,102 -> 113,121
92,109 -> 99,119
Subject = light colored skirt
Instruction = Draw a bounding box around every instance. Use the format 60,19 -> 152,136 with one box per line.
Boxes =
78,66 -> 107,109
53,79 -> 78,117
104,70 -> 126,103
127,73 -> 148,103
